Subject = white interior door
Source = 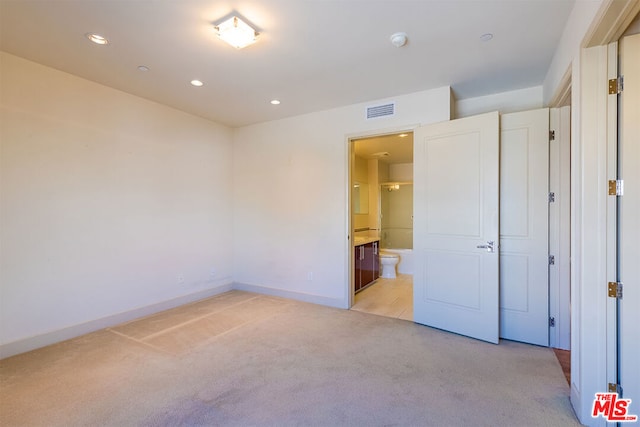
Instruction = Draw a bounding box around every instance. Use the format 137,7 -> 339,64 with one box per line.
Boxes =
413,112 -> 500,344
499,109 -> 550,346
619,32 -> 639,404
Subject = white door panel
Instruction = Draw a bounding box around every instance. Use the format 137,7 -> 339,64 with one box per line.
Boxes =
414,111 -> 499,344
499,109 -> 549,346
425,133 -> 481,237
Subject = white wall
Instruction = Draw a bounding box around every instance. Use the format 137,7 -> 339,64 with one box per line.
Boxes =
455,86 -> 543,119
232,87 -> 451,307
0,53 -> 234,357
623,12 -> 640,35
543,0 -> 604,105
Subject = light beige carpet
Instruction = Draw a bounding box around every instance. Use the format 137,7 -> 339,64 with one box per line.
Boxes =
0,290 -> 579,426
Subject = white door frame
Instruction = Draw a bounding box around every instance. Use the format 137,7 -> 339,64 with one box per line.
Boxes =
569,2 -> 640,423
549,106 -> 571,350
570,41 -> 619,425
618,30 -> 640,409
346,126 -> 417,309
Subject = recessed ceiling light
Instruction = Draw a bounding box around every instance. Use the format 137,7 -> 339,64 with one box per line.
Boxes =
137,65 -> 149,72
270,99 -> 281,105
190,80 -> 204,87
480,33 -> 494,42
215,16 -> 259,49
86,33 -> 109,45
398,133 -> 408,138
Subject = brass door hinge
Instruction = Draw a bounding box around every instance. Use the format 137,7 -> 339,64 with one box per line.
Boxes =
609,383 -> 622,394
608,282 -> 623,299
609,76 -> 624,94
609,180 -> 624,196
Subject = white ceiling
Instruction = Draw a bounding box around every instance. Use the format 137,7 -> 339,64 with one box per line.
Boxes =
0,0 -> 576,128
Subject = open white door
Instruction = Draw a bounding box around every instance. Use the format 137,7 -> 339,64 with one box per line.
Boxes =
413,112 -> 500,344
499,109 -> 550,346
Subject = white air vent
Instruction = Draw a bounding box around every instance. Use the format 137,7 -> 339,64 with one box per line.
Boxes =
366,102 -> 395,120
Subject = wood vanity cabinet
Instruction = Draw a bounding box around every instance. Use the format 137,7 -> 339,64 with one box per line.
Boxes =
354,240 -> 380,293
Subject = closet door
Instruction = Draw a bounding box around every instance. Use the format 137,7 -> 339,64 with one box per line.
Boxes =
499,108 -> 550,346
413,112 -> 500,344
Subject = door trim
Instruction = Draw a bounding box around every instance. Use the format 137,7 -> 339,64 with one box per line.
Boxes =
584,0 -> 640,48
571,41 -> 619,423
549,106 -> 572,350
346,126 -> 418,308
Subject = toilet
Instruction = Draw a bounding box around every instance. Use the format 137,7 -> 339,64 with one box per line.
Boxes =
379,250 -> 400,279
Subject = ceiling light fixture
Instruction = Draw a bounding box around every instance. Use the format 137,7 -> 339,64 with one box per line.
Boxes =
137,65 -> 149,72
390,32 -> 407,48
398,133 -> 408,138
86,33 -> 109,45
371,152 -> 390,158
215,16 -> 259,49
190,80 -> 204,87
270,99 -> 281,105
480,33 -> 494,42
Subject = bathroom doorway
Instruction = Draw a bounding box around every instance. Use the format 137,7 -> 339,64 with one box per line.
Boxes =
349,131 -> 414,321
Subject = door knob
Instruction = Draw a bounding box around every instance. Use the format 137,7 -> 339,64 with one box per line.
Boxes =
476,241 -> 495,253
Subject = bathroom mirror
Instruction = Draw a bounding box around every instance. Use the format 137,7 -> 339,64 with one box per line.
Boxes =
353,182 -> 369,214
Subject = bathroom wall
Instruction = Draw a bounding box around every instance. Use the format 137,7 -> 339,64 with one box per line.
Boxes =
352,156 -> 369,230
389,163 -> 414,182
367,159 -> 381,236
0,53 -> 234,356
232,87 -> 452,307
353,155 -> 369,182
378,161 -> 390,183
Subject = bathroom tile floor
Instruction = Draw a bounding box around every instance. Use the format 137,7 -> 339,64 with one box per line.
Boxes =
351,274 -> 413,321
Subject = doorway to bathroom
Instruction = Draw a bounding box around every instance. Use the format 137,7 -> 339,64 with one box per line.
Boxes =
349,131 -> 414,321
347,108 -> 571,347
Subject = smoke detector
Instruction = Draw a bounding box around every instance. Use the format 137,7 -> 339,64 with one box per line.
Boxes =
390,32 -> 407,47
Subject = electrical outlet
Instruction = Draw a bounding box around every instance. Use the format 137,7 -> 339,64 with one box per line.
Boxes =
307,272 -> 314,281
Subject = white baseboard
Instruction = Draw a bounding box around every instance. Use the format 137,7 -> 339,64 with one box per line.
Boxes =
233,282 -> 347,309
0,281 -> 349,360
0,282 -> 234,359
